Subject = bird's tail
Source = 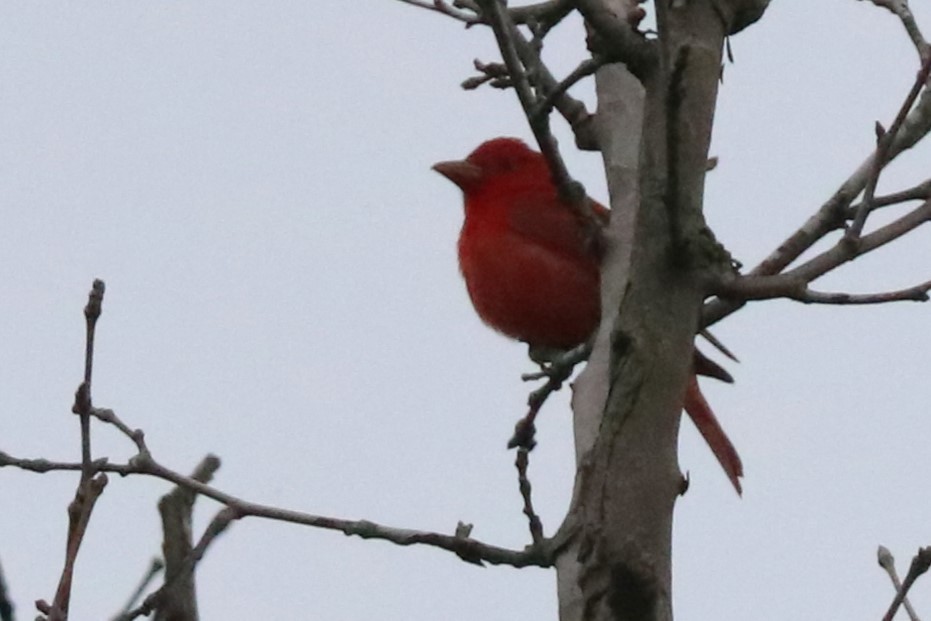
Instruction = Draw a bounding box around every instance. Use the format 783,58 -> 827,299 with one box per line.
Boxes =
683,374 -> 743,495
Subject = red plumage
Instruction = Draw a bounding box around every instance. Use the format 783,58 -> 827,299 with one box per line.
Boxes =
434,137 -> 743,494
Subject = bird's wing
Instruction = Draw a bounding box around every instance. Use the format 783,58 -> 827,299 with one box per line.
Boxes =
505,194 -> 608,268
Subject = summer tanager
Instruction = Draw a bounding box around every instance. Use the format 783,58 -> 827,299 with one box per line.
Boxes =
433,137 -> 743,494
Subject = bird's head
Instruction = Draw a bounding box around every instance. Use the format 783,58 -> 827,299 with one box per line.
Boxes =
432,137 -> 548,194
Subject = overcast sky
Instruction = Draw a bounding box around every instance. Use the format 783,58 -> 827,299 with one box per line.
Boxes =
1,2 -> 930,620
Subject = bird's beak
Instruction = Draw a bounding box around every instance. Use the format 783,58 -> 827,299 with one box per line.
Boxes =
432,159 -> 483,190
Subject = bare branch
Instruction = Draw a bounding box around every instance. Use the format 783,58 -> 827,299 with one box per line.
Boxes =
74,278 -> 105,481
37,280 -> 110,621
845,177 -> 931,218
37,473 -> 109,621
462,59 -> 510,90
882,547 -> 931,621
152,456 -> 221,621
846,52 -> 931,240
703,57 -> 931,328
531,56 -> 604,122
574,0 -> 657,80
0,450 -> 550,569
878,545 -> 922,621
515,450 -> 544,545
507,23 -> 599,150
790,199 -> 931,283
124,505 -> 233,621
713,273 -> 931,305
477,0 -> 581,200
799,280 -> 931,304
512,342 -> 591,449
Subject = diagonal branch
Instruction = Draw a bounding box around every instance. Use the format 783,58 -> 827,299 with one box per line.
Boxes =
877,545 -> 921,621
846,52 -> 931,240
882,546 -> 931,621
476,0 -> 580,200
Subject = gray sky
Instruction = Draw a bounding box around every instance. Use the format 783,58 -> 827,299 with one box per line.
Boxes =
1,2 -> 930,619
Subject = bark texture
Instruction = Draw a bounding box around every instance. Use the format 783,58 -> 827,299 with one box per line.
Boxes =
557,2 -> 761,620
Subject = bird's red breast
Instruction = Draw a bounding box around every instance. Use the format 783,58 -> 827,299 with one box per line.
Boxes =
433,137 -> 602,349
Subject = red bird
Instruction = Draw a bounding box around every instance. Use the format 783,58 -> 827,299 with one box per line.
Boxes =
433,137 -> 743,494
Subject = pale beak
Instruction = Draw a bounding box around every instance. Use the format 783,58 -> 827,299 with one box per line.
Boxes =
432,159 -> 483,190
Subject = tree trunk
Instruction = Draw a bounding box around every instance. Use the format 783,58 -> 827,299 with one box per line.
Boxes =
556,2 -> 734,620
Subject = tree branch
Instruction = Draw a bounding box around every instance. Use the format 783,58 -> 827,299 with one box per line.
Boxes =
0,449 -> 551,569
476,0 -> 581,201
846,52 -> 931,240
574,0 -> 658,81
877,545 -> 921,621
713,274 -> 931,304
845,177 -> 931,218
151,456 -> 221,621
703,41 -> 931,328
37,280 -> 110,621
882,546 -> 931,621
515,450 -> 544,545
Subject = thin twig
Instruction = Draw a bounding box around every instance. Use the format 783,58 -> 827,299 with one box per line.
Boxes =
714,272 -> 931,305
846,53 -> 931,241
511,342 -> 591,449
799,280 -> 931,304
512,26 -> 599,149
531,56 -> 604,122
75,279 -> 105,481
38,474 -> 109,621
477,0 -> 580,194
703,36 -> 931,329
882,546 -> 931,621
845,177 -> 931,219
791,199 -> 931,283
515,450 -> 544,545
877,545 -> 921,621
38,280 -> 109,621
